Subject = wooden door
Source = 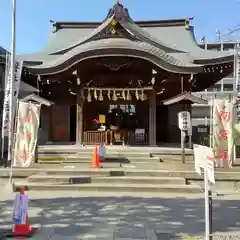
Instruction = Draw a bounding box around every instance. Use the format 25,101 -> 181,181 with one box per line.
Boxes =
51,105 -> 70,142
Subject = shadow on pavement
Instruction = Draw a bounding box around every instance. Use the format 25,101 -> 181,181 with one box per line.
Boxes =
0,196 -> 240,238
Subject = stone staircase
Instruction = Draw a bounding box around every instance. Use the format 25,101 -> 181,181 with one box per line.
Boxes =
8,164 -> 240,194
12,167 -> 203,194
11,145 -> 240,194
37,145 -> 194,165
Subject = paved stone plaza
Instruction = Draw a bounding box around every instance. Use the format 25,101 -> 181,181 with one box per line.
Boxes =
1,180 -> 240,239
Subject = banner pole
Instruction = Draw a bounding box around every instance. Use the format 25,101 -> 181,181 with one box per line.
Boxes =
9,99 -> 19,183
204,167 -> 210,240
209,95 -> 213,148
7,0 -> 16,167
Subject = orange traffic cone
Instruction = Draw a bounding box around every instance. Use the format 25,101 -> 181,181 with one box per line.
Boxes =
13,187 -> 31,238
92,147 -> 100,168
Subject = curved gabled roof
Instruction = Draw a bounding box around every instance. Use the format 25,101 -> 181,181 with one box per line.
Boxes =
48,15 -> 185,55
28,38 -> 202,75
38,19 -> 191,55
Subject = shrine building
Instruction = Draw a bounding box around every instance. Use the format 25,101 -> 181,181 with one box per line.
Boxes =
18,2 -> 234,146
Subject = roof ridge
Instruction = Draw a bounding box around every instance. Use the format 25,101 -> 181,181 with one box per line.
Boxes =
52,2 -> 188,31
53,19 -> 187,30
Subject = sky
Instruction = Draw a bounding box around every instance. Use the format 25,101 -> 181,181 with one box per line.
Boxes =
1,0 -> 240,54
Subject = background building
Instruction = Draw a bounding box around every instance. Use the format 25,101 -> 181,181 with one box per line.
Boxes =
192,42 -> 237,144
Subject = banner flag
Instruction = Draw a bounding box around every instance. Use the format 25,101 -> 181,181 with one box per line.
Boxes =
13,101 -> 41,167
212,99 -> 233,167
1,60 -> 23,137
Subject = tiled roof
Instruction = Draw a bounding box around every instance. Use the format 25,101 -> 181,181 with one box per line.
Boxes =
28,38 -> 202,75
0,46 -> 7,55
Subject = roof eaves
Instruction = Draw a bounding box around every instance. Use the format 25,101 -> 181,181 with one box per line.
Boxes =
163,91 -> 208,105
20,93 -> 52,106
27,39 -> 202,76
194,54 -> 234,65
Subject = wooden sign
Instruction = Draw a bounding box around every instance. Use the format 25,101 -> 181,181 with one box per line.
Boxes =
99,114 -> 106,124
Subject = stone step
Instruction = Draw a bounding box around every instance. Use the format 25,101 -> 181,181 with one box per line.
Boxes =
3,167 -> 240,180
38,154 -> 158,160
94,176 -> 186,185
37,157 -> 160,164
157,155 -> 194,162
13,182 -> 202,193
27,175 -> 186,185
38,154 -> 194,163
38,146 -> 194,155
38,149 -> 152,155
36,161 -> 124,168
38,153 -> 194,162
33,162 -> 195,171
28,174 -> 92,184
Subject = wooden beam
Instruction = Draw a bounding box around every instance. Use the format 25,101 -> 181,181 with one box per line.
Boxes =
149,90 -> 156,146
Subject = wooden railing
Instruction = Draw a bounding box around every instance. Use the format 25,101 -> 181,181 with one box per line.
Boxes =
83,131 -> 108,145
124,131 -> 148,145
83,130 -> 148,145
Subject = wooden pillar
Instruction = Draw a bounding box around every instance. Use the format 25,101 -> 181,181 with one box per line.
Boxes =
49,105 -> 53,142
149,90 -> 156,146
76,94 -> 84,145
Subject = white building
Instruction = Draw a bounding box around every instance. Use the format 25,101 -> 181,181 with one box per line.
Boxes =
192,42 -> 236,126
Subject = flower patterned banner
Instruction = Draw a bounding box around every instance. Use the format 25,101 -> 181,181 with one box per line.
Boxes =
212,99 -> 234,167
13,101 -> 41,167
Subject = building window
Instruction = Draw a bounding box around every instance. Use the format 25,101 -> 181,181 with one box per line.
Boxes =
192,106 -> 210,118
223,84 -> 233,91
197,126 -> 208,133
207,84 -> 221,92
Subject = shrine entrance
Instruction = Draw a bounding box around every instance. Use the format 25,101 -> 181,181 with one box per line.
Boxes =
83,99 -> 149,145
107,103 -> 137,131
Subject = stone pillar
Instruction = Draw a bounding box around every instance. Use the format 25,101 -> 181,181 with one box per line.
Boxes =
149,90 -> 156,146
76,94 -> 84,145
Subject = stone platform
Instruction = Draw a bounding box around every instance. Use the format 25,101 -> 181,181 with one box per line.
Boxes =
5,164 -> 240,195
37,144 -> 194,165
4,145 -> 240,195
